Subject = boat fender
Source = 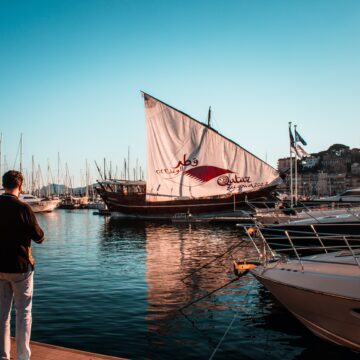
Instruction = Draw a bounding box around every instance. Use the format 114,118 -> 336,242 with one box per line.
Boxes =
233,260 -> 257,277
246,227 -> 256,236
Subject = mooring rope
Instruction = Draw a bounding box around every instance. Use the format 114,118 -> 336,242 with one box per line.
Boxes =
181,240 -> 247,282
208,279 -> 256,360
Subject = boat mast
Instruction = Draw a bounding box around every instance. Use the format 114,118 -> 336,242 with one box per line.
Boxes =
20,133 -> 23,173
65,163 -> 68,195
127,146 -> 130,181
57,152 -> 60,196
47,159 -> 51,197
103,158 -> 106,180
85,159 -> 89,198
289,122 -> 294,208
294,124 -> 298,206
136,158 -> 138,180
207,106 -> 211,127
31,155 -> 35,194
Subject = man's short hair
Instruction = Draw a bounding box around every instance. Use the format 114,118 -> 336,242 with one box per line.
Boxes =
2,170 -> 24,190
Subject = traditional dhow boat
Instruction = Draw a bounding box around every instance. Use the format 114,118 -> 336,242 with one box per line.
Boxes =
97,93 -> 282,218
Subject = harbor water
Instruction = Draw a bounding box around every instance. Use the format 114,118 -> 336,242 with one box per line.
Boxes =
21,210 -> 358,359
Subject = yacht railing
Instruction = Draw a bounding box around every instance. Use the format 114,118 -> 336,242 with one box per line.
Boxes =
248,200 -> 360,224
241,225 -> 360,269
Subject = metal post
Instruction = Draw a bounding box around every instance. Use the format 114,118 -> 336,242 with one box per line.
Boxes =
342,236 -> 360,268
285,230 -> 304,272
310,225 -> 328,253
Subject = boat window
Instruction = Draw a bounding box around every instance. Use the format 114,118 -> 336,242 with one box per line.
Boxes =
341,190 -> 360,196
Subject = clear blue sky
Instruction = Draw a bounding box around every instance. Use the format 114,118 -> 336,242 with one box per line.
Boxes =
1,0 -> 360,186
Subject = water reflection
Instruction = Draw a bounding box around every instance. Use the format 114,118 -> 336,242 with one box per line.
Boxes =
31,211 -> 359,360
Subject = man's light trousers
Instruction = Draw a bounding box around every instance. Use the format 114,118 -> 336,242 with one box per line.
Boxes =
0,271 -> 33,360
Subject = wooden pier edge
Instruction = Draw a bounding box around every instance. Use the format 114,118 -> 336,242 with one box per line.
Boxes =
10,337 -> 127,360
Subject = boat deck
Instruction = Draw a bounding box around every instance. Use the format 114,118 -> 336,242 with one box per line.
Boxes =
10,338 -> 126,360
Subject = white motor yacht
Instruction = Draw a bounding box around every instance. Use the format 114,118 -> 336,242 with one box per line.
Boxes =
247,227 -> 360,351
20,194 -> 61,213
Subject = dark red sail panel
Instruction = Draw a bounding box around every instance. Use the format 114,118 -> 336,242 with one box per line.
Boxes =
184,166 -> 234,183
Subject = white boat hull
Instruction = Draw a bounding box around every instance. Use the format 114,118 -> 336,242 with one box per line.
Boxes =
251,253 -> 360,351
26,199 -> 61,213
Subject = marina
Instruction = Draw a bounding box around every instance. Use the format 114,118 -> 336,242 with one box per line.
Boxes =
20,209 -> 359,359
1,1 -> 360,359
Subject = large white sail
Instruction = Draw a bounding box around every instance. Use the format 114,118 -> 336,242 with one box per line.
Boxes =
144,93 -> 281,202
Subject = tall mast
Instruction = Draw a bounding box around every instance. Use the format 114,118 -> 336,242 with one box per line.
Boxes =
294,124 -> 298,206
85,159 -> 89,198
136,158 -> 138,180
289,122 -> 293,208
57,152 -> 60,196
20,133 -> 23,173
127,146 -> 130,181
207,106 -> 211,127
47,159 -> 51,197
31,155 -> 35,194
65,163 -> 68,195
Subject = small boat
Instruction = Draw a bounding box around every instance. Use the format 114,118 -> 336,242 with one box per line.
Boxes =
253,201 -> 360,225
241,226 -> 360,351
316,188 -> 360,203
59,195 -> 88,209
20,194 -> 61,213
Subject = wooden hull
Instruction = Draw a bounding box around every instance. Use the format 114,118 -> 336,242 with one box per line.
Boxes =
97,187 -> 276,217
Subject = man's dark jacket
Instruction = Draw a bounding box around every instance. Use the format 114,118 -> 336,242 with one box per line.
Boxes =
0,193 -> 44,273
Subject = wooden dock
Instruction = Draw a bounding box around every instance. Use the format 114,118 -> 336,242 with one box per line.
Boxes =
10,338 -> 126,360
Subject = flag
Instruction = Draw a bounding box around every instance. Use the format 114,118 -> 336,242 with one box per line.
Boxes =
289,127 -> 295,147
295,129 -> 307,146
295,144 -> 309,158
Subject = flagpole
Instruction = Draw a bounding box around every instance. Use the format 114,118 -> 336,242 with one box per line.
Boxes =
294,124 -> 298,206
289,122 -> 293,208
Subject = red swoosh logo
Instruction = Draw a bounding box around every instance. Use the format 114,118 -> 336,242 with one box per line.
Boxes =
184,166 -> 234,183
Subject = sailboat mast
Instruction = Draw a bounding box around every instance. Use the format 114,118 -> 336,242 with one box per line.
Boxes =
127,146 -> 130,181
294,124 -> 298,206
57,152 -> 60,196
85,159 -> 89,198
47,159 -> 51,197
31,155 -> 35,194
207,106 -> 211,127
20,133 -> 23,173
103,158 -> 106,180
289,122 -> 294,208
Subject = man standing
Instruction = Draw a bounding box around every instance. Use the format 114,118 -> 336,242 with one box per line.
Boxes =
0,170 -> 44,360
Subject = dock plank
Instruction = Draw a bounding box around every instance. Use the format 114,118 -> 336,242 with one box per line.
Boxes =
10,338 -> 126,360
